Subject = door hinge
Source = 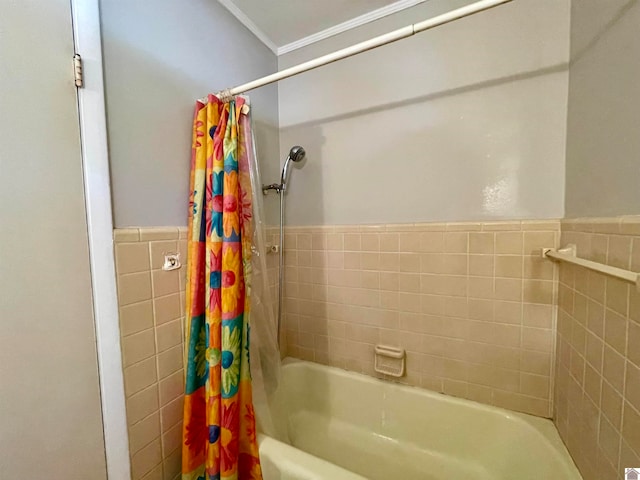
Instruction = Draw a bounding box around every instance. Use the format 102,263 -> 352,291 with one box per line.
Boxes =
73,54 -> 83,88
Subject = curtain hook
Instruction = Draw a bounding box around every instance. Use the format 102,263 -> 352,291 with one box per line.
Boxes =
217,89 -> 233,103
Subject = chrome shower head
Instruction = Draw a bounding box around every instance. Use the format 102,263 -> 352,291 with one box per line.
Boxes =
280,145 -> 306,191
288,146 -> 306,163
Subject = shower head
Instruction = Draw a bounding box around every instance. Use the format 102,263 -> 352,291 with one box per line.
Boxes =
280,145 -> 306,191
288,146 -> 306,163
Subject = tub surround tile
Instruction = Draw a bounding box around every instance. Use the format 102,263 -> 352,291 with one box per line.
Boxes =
129,412 -> 161,456
115,227 -> 187,480
118,272 -> 152,306
114,228 -> 140,242
279,220 -> 560,418
131,439 -> 162,480
120,301 -> 154,336
126,385 -> 160,425
116,242 -> 151,274
555,217 -> 640,480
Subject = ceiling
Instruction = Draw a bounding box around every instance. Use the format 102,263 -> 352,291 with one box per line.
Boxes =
218,0 -> 425,54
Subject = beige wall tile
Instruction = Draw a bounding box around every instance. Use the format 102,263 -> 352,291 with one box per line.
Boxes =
157,345 -> 183,379
606,278 -> 629,316
468,276 -> 493,299
495,301 -> 522,325
361,233 -> 379,251
156,319 -> 182,352
608,235 -> 632,269
154,293 -> 181,326
469,233 -> 494,254
522,327 -> 553,352
160,396 -> 184,432
442,254 -> 467,275
524,255 -> 555,280
127,385 -> 159,425
469,255 -> 493,276
129,412 -> 161,455
116,242 -> 151,274
161,421 -> 182,458
326,233 -> 343,251
123,329 -> 156,367
151,270 -> 180,297
140,464 -> 163,480
601,379 -> 623,429
120,301 -> 154,336
495,278 -> 522,302
623,402 -> 640,456
521,350 -> 551,376
495,232 -> 523,255
399,232 -> 420,252
284,234 -> 297,250
419,232 -> 444,253
523,231 -> 556,256
139,227 -> 179,241
523,280 -> 554,305
443,232 -> 468,253
297,233 -> 312,250
124,357 -> 158,397
520,372 -> 550,399
159,370 -> 184,406
604,308 -> 627,355
603,346 -> 625,393
162,446 -> 181,480
131,438 -> 162,480
522,303 -> 552,328
380,233 -> 399,252
495,255 -> 523,278
598,415 -> 621,467
398,253 -> 420,273
119,272 -> 152,306
628,321 -> 640,367
115,228 -> 140,242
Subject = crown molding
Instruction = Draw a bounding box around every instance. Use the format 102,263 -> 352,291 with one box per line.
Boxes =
277,0 -> 428,55
218,0 -> 428,57
218,0 -> 279,54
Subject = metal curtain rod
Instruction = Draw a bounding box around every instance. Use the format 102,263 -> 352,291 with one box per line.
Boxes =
215,0 -> 513,99
543,245 -> 640,292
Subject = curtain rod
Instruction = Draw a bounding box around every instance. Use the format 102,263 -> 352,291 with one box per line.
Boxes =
214,0 -> 513,100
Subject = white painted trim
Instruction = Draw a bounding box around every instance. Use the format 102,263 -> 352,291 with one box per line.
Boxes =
70,1 -> 131,479
277,0 -> 429,55
218,0 -> 279,54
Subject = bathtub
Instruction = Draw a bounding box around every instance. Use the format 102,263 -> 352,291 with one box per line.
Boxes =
259,359 -> 581,480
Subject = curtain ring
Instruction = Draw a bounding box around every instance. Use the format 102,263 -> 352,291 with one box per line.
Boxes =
217,89 -> 233,103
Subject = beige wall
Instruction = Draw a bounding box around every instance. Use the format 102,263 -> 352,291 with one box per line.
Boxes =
0,0 -> 107,476
554,217 -> 640,479
113,228 -> 188,480
279,219 -> 560,417
278,0 -> 571,226
101,0 -> 281,227
565,0 -> 640,217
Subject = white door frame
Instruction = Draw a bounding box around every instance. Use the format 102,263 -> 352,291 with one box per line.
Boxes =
71,0 -> 131,478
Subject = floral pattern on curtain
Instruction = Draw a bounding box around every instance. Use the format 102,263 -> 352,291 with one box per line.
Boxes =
182,94 -> 262,480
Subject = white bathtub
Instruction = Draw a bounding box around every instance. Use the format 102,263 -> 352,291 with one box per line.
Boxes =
259,359 -> 581,480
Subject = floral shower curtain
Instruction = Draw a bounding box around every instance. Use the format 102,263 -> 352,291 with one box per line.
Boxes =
182,94 -> 262,480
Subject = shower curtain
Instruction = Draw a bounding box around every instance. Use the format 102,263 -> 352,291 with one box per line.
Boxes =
182,95 -> 265,480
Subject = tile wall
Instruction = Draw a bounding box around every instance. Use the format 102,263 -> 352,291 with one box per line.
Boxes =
113,217 -> 640,478
114,227 -> 187,480
277,220 -> 560,417
554,217 -> 640,479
